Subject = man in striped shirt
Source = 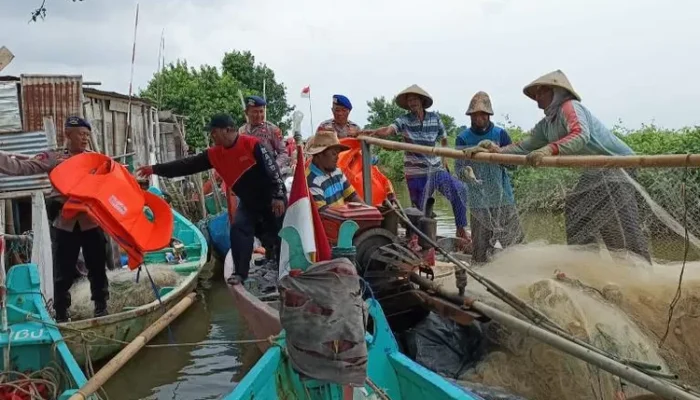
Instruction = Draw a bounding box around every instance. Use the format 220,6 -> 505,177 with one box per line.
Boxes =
305,130 -> 363,211
362,85 -> 469,241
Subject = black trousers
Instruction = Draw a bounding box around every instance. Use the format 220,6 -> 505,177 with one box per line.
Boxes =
52,225 -> 109,314
229,201 -> 285,280
565,169 -> 651,263
470,205 -> 524,264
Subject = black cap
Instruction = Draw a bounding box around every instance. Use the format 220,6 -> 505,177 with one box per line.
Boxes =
65,116 -> 92,131
206,114 -> 235,131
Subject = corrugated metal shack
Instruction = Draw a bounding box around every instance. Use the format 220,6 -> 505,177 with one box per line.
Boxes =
0,74 -> 188,180
83,87 -> 156,167
0,74 -> 190,268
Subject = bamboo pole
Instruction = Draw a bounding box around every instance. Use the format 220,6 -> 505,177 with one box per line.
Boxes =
358,136 -> 700,168
472,301 -> 700,400
68,293 -> 196,400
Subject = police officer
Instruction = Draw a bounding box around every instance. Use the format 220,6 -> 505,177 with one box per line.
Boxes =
239,96 -> 286,164
316,94 -> 361,138
137,114 -> 287,285
0,116 -> 109,321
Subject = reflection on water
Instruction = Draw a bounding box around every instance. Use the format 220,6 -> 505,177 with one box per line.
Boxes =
103,273 -> 258,400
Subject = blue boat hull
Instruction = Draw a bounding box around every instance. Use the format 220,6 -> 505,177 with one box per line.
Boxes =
2,263 -> 93,399
225,298 -> 482,400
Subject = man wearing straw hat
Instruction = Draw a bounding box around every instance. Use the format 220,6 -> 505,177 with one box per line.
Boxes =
362,85 -> 469,241
467,70 -> 651,262
316,94 -> 361,139
456,91 -> 524,263
305,130 -> 363,210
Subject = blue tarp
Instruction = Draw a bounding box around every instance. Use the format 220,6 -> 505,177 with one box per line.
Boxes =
206,211 -> 230,258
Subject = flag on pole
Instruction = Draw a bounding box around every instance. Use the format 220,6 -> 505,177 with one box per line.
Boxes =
278,145 -> 331,278
301,85 -> 311,98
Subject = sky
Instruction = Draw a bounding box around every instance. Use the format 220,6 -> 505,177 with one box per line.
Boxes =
1,0 -> 699,136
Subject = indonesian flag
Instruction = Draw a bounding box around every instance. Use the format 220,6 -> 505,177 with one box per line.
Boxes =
278,145 -> 331,278
300,85 -> 310,98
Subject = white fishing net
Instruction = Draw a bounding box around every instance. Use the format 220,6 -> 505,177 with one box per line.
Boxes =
404,159 -> 700,399
68,266 -> 184,320
458,244 -> 700,400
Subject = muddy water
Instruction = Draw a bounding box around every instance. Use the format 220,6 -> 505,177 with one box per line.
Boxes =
101,276 -> 262,399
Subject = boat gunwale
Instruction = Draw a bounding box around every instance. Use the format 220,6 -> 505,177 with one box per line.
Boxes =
59,206 -> 208,331
223,250 -> 281,353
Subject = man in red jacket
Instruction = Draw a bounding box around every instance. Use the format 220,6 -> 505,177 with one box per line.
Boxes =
137,114 -> 287,285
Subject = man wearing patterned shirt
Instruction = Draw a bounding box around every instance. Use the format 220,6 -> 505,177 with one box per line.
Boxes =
362,85 -> 469,241
305,130 -> 363,211
316,94 -> 361,139
239,95 -> 286,164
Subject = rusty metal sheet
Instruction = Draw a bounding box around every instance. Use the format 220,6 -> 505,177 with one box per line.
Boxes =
0,82 -> 21,133
0,130 -> 51,192
20,74 -> 83,147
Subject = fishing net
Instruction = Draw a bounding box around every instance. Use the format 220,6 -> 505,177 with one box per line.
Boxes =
447,162 -> 700,266
398,158 -> 700,399
278,258 -> 368,386
69,266 -> 184,320
455,244 -> 700,400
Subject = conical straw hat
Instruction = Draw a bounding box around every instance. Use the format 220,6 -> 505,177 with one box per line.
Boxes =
305,130 -> 350,155
466,91 -> 494,115
523,70 -> 581,101
394,84 -> 434,110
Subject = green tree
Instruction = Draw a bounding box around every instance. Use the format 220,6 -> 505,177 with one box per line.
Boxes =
221,51 -> 294,132
140,61 -> 245,149
140,51 -> 295,149
364,96 -> 405,130
438,113 -> 458,137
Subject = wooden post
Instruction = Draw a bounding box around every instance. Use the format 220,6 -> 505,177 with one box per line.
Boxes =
472,300 -> 700,400
68,293 -> 196,400
361,140 -> 373,204
358,136 -> 700,168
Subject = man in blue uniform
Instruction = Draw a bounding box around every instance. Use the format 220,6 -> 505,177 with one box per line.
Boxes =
316,95 -> 361,138
0,116 -> 109,321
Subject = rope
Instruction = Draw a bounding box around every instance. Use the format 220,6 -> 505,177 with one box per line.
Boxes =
365,377 -> 391,400
26,313 -> 279,349
659,154 -> 692,347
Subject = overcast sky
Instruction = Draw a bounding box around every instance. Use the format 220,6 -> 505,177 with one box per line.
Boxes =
2,0 -> 699,135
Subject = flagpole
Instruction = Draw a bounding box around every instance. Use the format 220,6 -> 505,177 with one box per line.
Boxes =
308,89 -> 314,135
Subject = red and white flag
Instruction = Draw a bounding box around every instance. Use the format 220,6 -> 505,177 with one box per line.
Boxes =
278,145 -> 331,278
300,85 -> 310,99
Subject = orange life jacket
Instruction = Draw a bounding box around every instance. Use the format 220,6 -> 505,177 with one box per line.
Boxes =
49,153 -> 174,270
206,135 -> 259,189
336,138 -> 394,206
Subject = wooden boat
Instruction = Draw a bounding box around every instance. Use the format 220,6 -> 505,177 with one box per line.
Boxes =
223,251 -> 483,399
222,250 -> 480,399
58,200 -> 208,365
1,263 -> 96,399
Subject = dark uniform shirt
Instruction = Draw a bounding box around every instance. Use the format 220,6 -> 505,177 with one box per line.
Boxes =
152,138 -> 286,210
0,149 -> 98,231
